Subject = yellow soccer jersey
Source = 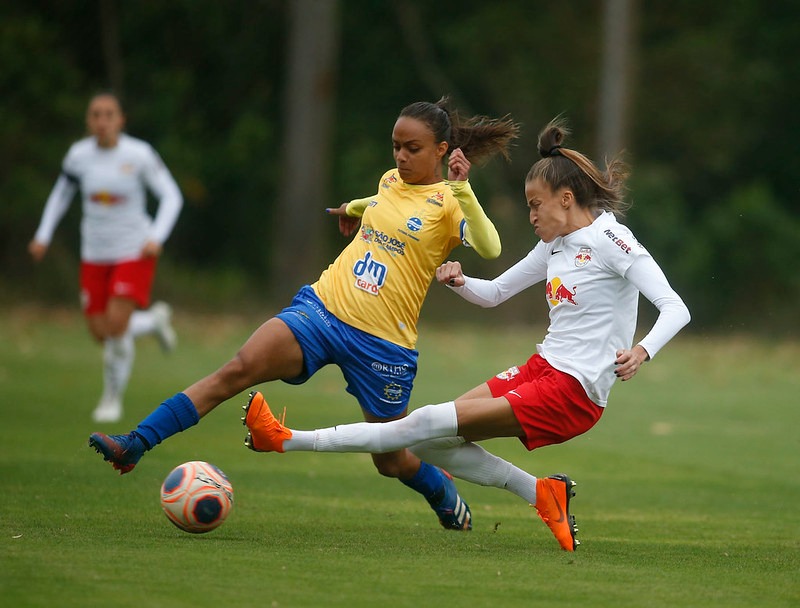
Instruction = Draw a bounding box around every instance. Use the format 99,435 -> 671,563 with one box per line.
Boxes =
312,169 -> 467,349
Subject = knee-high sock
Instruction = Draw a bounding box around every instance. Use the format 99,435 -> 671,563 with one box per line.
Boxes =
134,392 -> 200,449
410,438 -> 538,504
102,334 -> 134,402
285,402 -> 458,453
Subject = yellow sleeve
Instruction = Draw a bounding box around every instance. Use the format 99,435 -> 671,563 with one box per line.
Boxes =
344,196 -> 374,217
447,180 -> 502,259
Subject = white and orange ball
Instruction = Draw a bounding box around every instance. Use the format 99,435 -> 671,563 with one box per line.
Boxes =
160,461 -> 233,533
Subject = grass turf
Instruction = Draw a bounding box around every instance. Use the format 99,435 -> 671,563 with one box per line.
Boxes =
1,307 -> 798,607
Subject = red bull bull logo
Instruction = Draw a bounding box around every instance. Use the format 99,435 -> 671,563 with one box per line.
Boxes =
90,191 -> 124,205
495,366 -> 520,381
575,247 -> 592,267
546,277 -> 578,306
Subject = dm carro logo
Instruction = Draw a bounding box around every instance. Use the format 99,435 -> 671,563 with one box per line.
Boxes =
353,252 -> 387,296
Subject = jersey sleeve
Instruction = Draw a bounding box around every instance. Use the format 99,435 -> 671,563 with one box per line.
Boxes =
141,146 -> 183,244
345,170 -> 392,217
625,255 -> 691,359
596,220 -> 649,277
345,196 -> 374,217
450,243 -> 548,307
447,179 -> 501,259
33,148 -> 80,245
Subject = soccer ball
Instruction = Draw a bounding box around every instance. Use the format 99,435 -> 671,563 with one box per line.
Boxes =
160,461 -> 234,533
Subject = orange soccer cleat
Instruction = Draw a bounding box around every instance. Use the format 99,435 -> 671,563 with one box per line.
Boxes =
534,474 -> 580,551
242,391 -> 292,452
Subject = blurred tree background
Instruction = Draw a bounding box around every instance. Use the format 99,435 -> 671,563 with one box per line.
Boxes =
2,0 -> 798,333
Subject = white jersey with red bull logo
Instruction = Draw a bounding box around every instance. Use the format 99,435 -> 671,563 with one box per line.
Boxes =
451,211 -> 689,406
34,134 -> 183,263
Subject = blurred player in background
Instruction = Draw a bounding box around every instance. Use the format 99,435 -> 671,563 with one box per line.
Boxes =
241,117 -> 691,551
30,92 -> 183,423
90,96 -> 527,532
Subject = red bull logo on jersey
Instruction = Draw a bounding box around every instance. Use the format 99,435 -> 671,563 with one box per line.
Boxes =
575,247 -> 592,267
89,191 -> 125,205
546,277 -> 578,306
353,251 -> 387,296
496,366 -> 520,381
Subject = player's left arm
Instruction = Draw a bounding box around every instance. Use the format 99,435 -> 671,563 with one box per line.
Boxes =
142,148 -> 183,257
615,255 -> 691,380
446,148 -> 501,260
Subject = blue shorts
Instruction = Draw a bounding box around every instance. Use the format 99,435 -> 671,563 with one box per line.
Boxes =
276,285 -> 418,419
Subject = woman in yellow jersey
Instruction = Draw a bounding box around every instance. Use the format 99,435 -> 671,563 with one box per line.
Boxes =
90,97 -> 519,531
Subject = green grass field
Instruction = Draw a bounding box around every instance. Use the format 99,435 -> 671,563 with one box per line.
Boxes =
1,307 -> 798,607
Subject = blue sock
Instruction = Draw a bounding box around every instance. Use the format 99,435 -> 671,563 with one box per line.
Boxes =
133,392 -> 200,450
400,461 -> 445,503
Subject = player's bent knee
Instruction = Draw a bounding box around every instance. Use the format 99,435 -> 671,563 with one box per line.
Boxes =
371,451 -> 415,479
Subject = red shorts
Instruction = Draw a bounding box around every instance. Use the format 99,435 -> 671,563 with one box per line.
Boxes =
80,258 -> 157,315
486,353 -> 603,451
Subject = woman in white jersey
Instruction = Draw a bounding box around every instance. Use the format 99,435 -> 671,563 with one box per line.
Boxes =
30,93 -> 183,423
90,98 -> 529,533
240,118 -> 691,551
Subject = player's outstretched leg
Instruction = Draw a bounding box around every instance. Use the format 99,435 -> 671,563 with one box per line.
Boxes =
242,391 -> 471,531
534,474 -> 579,551
88,432 -> 147,475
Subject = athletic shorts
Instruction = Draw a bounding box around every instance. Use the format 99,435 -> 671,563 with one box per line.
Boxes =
80,257 -> 157,315
276,285 -> 418,419
486,353 -> 603,451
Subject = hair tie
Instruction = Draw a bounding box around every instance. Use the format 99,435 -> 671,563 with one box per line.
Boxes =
548,145 -> 562,157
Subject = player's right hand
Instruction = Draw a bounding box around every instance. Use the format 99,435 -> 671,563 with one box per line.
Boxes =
326,203 -> 361,237
28,240 -> 48,262
436,260 -> 465,287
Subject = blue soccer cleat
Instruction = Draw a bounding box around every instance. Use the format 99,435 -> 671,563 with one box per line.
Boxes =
88,432 -> 146,475
428,468 -> 472,531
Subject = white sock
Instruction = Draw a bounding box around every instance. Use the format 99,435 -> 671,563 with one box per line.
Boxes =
283,402 -> 458,453
128,309 -> 156,338
411,438 -> 538,504
102,334 -> 134,403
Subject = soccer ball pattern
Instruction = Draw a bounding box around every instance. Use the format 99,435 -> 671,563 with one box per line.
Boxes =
160,461 -> 234,533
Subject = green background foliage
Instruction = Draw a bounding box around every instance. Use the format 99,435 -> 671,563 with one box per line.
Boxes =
2,1 -> 799,331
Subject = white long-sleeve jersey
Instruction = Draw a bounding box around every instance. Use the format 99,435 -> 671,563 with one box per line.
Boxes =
451,211 -> 690,406
33,134 -> 183,263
